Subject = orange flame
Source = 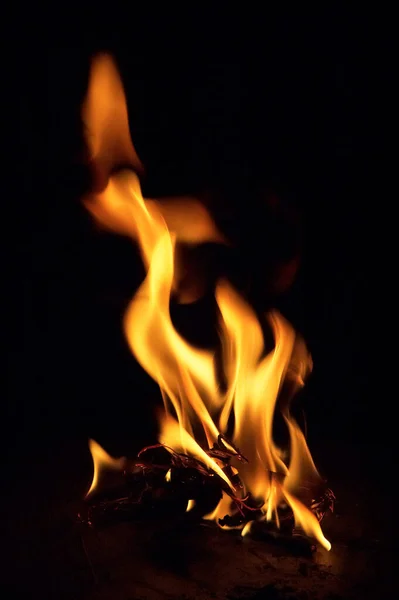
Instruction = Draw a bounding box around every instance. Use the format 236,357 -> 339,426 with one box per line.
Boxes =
83,53 -> 331,550
86,439 -> 125,498
82,53 -> 143,190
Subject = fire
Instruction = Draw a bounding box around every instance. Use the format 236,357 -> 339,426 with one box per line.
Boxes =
86,439 -> 125,498
81,53 -> 143,191
83,53 -> 331,551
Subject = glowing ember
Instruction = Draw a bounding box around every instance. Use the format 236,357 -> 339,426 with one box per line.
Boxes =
82,53 -> 331,551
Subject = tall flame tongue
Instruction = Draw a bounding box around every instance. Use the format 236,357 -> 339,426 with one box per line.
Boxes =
83,54 -> 331,551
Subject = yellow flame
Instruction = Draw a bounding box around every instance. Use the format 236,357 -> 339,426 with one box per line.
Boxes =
203,492 -> 236,526
284,490 -> 331,551
159,414 -> 234,491
241,520 -> 255,537
86,439 -> 125,498
186,499 -> 196,512
82,53 -> 331,550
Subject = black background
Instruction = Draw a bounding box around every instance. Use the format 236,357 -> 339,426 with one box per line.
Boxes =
5,9 -> 387,506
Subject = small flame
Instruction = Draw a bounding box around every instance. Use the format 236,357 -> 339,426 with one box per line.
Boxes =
82,53 -> 142,190
203,492 -> 246,531
82,53 -> 331,550
241,520 -> 255,537
86,439 -> 125,498
186,499 -> 196,512
284,490 -> 331,551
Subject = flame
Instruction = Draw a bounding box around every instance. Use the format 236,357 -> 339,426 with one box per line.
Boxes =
82,53 -> 331,550
86,439 -> 125,498
203,493 -> 234,524
82,53 -> 143,190
83,171 -> 225,255
241,520 -> 255,537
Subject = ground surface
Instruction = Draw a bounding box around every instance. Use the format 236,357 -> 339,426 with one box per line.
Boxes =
3,439 -> 393,599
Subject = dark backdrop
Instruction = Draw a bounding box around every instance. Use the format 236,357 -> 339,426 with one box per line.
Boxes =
5,10 -> 385,502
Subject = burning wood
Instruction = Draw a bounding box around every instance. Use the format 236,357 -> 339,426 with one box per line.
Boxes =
79,436 -> 334,553
79,53 -> 334,553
